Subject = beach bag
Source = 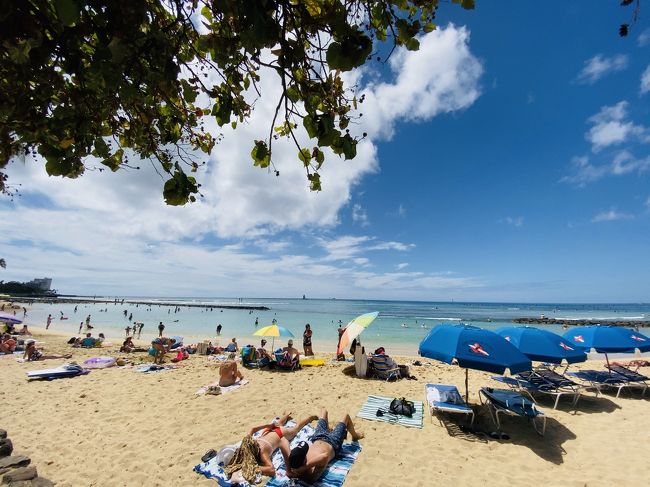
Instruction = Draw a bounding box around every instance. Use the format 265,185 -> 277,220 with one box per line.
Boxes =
389,397 -> 415,417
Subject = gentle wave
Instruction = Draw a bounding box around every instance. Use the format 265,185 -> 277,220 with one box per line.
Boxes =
555,315 -> 646,321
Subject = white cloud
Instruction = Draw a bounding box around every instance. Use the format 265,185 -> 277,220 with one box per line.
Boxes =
586,101 -> 648,152
359,25 -> 483,140
591,209 -> 634,223
351,204 -> 369,227
500,216 -> 524,227
638,29 -> 650,47
1,25 -> 482,298
562,152 -> 650,186
396,263 -> 409,270
641,64 -> 650,94
576,54 -> 628,84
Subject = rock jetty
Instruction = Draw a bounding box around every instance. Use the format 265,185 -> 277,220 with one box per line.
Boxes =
513,317 -> 650,327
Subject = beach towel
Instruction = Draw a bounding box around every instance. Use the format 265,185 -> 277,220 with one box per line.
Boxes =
134,364 -> 178,373
194,421 -> 362,487
356,395 -> 424,429
195,379 -> 249,396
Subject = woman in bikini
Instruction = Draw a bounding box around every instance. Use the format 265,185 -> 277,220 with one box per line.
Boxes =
23,340 -> 71,361
247,413 -> 318,477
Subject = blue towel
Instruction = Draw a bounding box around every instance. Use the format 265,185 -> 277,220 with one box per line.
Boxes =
194,421 -> 362,487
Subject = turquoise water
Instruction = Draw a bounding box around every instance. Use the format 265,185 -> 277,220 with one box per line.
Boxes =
22,298 -> 650,355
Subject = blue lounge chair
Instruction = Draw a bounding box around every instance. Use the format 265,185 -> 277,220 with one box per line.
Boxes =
425,383 -> 475,427
606,364 -> 649,386
567,370 -> 647,398
517,369 -> 582,409
479,387 -> 546,435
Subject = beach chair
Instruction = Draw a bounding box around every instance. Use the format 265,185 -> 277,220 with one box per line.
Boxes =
605,363 -> 649,388
516,369 -> 582,409
368,354 -> 401,381
566,370 -> 646,398
273,350 -> 300,371
425,384 -> 475,427
479,387 -> 546,435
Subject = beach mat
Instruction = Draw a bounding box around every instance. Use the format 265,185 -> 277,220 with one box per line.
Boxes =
195,379 -> 249,396
194,421 -> 362,487
357,395 -> 424,429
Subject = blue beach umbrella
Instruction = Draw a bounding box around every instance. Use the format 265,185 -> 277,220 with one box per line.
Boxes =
496,326 -> 587,365
419,324 -> 532,401
563,325 -> 650,368
0,312 -> 22,325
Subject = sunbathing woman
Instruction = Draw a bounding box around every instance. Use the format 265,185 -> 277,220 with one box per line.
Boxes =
23,340 -> 72,361
224,412 -> 318,480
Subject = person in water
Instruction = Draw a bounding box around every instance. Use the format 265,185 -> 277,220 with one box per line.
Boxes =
287,408 -> 363,482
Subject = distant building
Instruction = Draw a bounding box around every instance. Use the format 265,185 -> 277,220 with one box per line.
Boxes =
27,278 -> 52,292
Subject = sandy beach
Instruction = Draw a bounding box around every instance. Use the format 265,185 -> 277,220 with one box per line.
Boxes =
1,324 -> 650,487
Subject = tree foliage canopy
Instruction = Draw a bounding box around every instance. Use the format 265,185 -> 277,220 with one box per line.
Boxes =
0,0 -> 477,204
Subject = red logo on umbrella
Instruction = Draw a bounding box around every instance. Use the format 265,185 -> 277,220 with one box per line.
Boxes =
631,335 -> 646,342
574,335 -> 584,343
469,342 -> 489,356
559,342 -> 574,351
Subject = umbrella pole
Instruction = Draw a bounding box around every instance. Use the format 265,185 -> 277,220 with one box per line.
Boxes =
465,368 -> 469,403
605,352 -> 611,374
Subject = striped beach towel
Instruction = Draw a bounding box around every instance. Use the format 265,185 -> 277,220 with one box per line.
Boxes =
357,395 -> 424,429
194,421 -> 362,487
195,379 -> 249,396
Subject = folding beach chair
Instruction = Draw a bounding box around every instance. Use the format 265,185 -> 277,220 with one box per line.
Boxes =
368,354 -> 401,381
566,370 -> 646,398
425,383 -> 475,427
479,387 -> 546,435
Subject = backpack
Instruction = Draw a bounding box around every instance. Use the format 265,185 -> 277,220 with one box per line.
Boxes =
389,397 -> 415,417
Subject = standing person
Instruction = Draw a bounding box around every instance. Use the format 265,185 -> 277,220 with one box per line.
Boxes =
85,315 -> 91,329
303,324 -> 313,356
138,323 -> 144,337
46,314 -> 52,330
158,321 -> 165,337
255,317 -> 259,327
78,321 -> 84,334
125,325 -> 131,337
336,325 -> 346,361
216,324 -> 222,336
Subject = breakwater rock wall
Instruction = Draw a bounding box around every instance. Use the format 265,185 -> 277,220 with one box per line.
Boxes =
513,317 -> 650,327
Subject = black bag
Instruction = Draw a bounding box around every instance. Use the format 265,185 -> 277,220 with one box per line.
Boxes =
389,397 -> 415,417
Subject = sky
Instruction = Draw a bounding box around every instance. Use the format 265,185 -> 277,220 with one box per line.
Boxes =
1,2 -> 649,303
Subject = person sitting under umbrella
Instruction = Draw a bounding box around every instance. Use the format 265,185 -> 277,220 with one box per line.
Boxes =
280,339 -> 300,367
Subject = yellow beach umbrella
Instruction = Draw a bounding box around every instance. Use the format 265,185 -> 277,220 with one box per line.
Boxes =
254,324 -> 294,349
337,312 -> 379,355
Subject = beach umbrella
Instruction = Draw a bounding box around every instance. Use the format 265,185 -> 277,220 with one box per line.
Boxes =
419,324 -> 532,401
254,324 -> 294,349
0,312 -> 22,325
496,326 -> 587,365
336,311 -> 379,355
563,325 -> 650,369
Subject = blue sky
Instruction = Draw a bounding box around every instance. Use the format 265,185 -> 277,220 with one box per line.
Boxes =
1,3 -> 649,302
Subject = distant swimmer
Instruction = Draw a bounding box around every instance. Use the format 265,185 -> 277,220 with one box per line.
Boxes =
401,323 -> 408,328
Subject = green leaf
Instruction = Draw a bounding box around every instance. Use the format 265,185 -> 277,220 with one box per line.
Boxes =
303,115 -> 318,139
423,23 -> 436,33
163,168 -> 199,205
340,134 -> 356,159
201,5 -> 213,22
307,172 -> 321,191
251,140 -> 271,168
286,85 -> 300,103
326,31 -> 372,71
55,0 -> 80,26
101,148 -> 123,172
406,37 -> 420,51
298,148 -> 311,166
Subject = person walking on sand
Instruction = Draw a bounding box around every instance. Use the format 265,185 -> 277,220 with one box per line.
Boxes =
303,324 -> 313,356
78,321 -> 83,334
158,321 -> 165,337
138,323 -> 144,337
46,314 -> 52,330
216,324 -> 222,336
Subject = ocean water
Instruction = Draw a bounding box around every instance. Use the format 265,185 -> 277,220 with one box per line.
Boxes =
20,298 -> 650,355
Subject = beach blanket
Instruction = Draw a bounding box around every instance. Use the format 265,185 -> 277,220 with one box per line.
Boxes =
207,355 -> 229,362
195,379 -> 249,396
135,364 -> 178,373
194,422 -> 362,487
356,395 -> 424,429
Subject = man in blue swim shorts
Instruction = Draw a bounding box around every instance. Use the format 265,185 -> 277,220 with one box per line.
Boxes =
287,408 -> 363,482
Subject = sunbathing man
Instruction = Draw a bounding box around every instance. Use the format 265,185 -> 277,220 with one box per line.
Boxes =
287,408 -> 363,483
219,353 -> 244,386
224,412 -> 318,481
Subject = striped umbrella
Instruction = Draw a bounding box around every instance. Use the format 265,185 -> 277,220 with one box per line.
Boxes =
0,312 -> 22,325
254,324 -> 294,349
337,312 -> 379,355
